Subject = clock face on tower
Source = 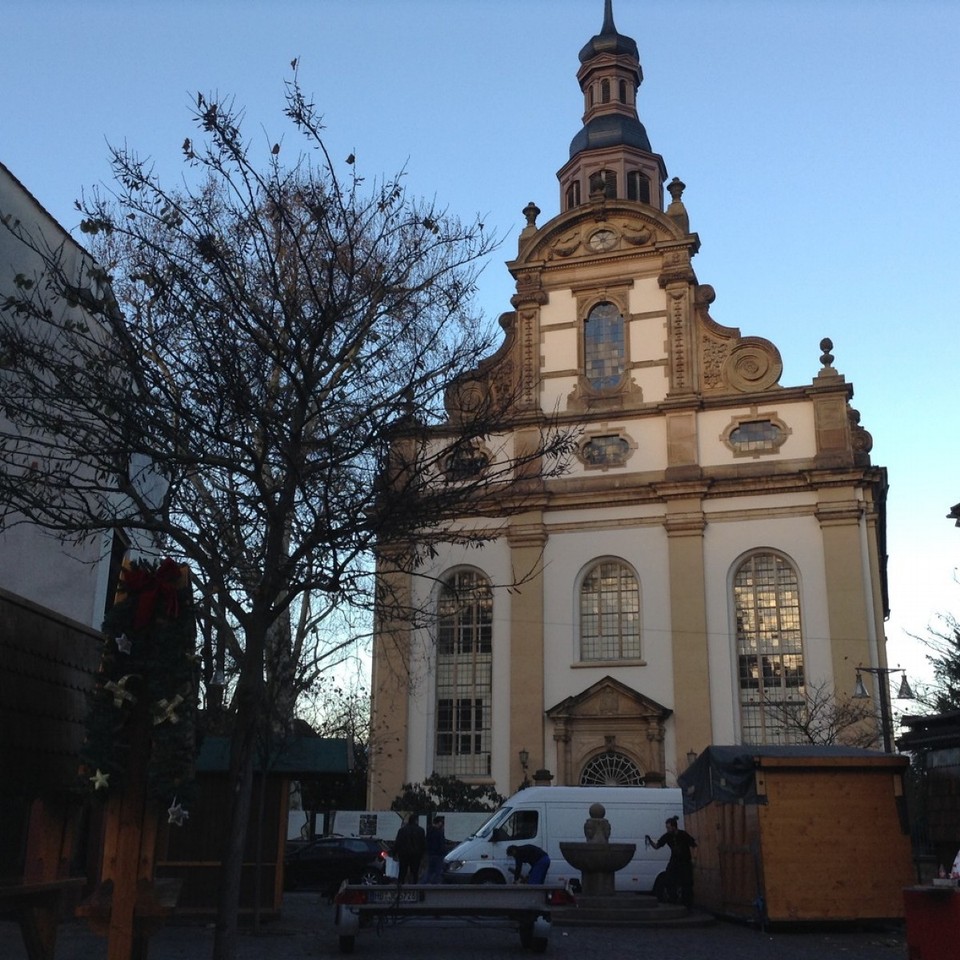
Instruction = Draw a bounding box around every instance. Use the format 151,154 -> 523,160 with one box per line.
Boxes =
588,228 -> 617,252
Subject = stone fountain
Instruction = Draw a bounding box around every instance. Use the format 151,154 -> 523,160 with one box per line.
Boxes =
559,802 -> 636,897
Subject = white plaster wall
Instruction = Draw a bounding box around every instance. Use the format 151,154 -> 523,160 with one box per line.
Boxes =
0,166 -> 112,628
540,289 -> 577,413
627,276 -> 663,314
541,326 -> 577,372
628,314 -> 667,364
701,496 -> 834,744
0,525 -> 108,627
541,519 -> 675,769
0,167 -> 164,628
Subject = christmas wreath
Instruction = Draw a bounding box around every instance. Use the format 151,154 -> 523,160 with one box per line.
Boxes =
81,557 -> 199,817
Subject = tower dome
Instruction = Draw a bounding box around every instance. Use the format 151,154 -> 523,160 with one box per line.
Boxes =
557,0 -> 666,212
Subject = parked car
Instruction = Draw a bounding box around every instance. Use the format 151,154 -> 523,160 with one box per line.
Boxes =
284,836 -> 390,892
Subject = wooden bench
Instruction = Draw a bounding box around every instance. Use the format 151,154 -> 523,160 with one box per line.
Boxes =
0,878 -> 86,960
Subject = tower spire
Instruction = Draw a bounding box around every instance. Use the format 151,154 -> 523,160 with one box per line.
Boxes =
601,0 -> 616,34
557,2 -> 667,212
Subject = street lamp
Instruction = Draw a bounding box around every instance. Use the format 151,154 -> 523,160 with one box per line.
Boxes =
852,664 -> 914,753
518,748 -> 530,788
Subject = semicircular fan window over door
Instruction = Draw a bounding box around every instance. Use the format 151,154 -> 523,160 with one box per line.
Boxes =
579,751 -> 645,786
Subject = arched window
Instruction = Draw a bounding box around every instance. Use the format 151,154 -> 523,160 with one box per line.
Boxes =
565,180 -> 581,210
733,553 -> 807,744
580,559 -> 640,661
584,302 -> 626,390
588,169 -> 617,199
618,79 -> 627,103
580,751 -> 645,786
601,78 -> 611,103
435,570 -> 493,776
627,171 -> 650,204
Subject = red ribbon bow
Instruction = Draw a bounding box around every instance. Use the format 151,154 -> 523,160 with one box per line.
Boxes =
122,558 -> 182,630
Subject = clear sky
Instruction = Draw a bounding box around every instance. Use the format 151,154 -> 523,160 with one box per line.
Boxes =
4,0 -> 958,692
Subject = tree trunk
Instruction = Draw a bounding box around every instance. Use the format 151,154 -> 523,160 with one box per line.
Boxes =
211,664 -> 262,960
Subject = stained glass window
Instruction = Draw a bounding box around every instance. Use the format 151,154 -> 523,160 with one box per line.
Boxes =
584,302 -> 625,389
729,420 -> 783,453
581,435 -> 630,467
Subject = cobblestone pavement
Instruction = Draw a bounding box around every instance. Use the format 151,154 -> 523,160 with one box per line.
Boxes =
1,892 -> 908,959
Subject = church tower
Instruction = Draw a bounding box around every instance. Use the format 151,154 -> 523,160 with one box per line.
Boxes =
368,2 -> 889,806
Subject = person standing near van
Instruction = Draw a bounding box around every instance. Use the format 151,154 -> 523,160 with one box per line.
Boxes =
506,844 -> 550,884
646,816 -> 696,907
394,814 -> 426,883
424,816 -> 446,883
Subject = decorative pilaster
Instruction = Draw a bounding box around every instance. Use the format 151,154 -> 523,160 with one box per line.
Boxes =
507,513 -> 547,788
815,489 -> 876,696
660,487 -> 711,766
510,265 -> 547,412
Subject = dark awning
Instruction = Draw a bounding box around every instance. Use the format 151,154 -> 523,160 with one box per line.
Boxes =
196,736 -> 351,776
678,744 -> 905,813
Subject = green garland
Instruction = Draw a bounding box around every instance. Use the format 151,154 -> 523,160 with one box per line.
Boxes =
80,558 -> 199,812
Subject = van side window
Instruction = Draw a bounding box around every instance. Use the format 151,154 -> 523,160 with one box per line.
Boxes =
502,810 -> 538,841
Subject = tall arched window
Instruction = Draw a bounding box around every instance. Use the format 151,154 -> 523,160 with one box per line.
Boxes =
580,559 -> 640,661
435,570 -> 493,776
733,552 -> 807,744
584,302 -> 626,389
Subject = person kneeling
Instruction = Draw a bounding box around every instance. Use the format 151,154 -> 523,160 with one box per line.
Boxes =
506,844 -> 550,884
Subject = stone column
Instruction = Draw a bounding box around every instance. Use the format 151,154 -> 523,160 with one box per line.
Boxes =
367,561 -> 412,809
816,487 -> 878,696
507,511 -> 546,789
662,486 -> 712,769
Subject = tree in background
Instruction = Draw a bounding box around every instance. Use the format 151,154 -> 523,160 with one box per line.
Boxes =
759,680 -> 880,747
390,773 -> 504,814
300,675 -> 371,811
919,613 -> 960,714
0,68 -> 573,960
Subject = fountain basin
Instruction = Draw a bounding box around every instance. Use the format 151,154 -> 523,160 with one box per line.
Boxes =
560,841 -> 636,897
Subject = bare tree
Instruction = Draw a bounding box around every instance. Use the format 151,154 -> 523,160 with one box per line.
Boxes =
912,612 -> 960,714
0,70 -> 573,959
760,680 -> 880,748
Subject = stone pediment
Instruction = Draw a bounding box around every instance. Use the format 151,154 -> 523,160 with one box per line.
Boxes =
546,675 -> 671,723
514,201 -> 686,267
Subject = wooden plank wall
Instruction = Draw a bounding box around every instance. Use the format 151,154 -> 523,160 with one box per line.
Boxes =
688,801 -> 762,921
0,589 -> 102,882
759,766 -> 913,921
155,775 -> 287,915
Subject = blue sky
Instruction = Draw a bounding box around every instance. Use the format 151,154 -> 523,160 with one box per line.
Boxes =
4,0 -> 959,690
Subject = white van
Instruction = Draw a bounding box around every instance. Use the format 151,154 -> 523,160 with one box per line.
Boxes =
442,785 -> 683,893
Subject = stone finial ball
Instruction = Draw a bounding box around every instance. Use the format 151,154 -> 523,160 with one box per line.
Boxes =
588,802 -> 606,819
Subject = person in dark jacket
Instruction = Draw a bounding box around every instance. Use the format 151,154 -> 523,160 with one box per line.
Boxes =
394,814 -> 426,883
506,843 -> 550,884
646,816 -> 697,907
423,816 -> 446,883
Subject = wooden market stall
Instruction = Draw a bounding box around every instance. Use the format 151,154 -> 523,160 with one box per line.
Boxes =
678,745 -> 915,924
0,588 -> 102,958
154,735 -> 350,917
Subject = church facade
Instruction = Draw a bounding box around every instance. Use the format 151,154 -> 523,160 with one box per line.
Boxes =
367,3 -> 889,806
